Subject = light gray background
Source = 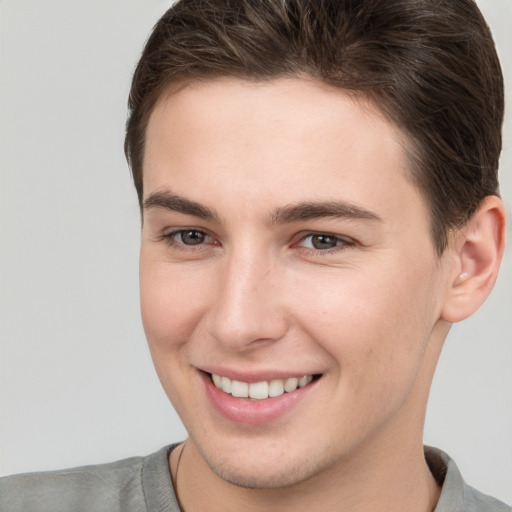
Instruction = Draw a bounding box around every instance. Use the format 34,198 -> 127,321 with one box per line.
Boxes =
1,0 -> 511,504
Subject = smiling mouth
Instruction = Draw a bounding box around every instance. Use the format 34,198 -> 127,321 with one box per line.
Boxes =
210,373 -> 319,400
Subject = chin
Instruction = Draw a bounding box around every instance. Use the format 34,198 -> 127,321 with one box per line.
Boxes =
212,463 -> 314,490
198,442 -> 327,490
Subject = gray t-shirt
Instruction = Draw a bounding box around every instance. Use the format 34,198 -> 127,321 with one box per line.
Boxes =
0,445 -> 509,511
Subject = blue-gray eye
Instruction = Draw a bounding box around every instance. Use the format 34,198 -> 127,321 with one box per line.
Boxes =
177,230 -> 207,245
306,234 -> 340,250
301,233 -> 352,251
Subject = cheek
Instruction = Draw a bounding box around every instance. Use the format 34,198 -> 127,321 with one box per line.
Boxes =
139,260 -> 211,414
139,258 -> 209,353
293,266 -> 436,383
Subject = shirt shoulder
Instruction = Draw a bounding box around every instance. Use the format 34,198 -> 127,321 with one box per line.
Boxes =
0,446 -> 179,512
425,446 -> 511,512
463,484 -> 511,512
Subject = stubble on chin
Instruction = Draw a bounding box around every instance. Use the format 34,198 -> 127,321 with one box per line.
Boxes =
195,438 -> 336,490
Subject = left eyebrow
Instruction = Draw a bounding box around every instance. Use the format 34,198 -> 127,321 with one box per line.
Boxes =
268,201 -> 382,225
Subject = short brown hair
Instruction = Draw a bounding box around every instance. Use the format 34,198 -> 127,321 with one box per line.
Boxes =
125,0 -> 504,254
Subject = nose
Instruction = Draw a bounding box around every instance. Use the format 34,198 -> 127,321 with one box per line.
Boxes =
205,250 -> 289,351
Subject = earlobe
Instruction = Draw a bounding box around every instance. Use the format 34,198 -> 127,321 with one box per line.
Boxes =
441,195 -> 506,323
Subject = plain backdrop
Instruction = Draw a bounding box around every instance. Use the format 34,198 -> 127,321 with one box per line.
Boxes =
1,0 -> 511,504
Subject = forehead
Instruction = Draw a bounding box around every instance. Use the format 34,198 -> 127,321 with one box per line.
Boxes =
143,78 -> 427,230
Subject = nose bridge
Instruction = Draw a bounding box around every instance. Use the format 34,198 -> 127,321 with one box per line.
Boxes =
206,243 -> 287,350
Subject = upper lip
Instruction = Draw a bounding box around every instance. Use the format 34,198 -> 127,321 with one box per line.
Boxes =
198,366 -> 320,383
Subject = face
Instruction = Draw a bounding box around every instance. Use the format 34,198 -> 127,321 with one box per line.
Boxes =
140,78 -> 453,488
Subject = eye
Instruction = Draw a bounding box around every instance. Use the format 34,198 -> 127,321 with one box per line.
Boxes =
162,229 -> 216,249
298,233 -> 353,251
173,229 -> 209,245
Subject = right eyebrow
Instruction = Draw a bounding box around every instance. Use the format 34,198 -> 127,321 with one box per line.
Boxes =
143,191 -> 220,222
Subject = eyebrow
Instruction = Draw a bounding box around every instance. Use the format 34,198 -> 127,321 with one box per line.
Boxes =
143,191 -> 220,222
268,201 -> 382,224
143,190 -> 381,225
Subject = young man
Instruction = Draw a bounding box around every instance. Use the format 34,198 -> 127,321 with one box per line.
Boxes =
1,0 -> 509,511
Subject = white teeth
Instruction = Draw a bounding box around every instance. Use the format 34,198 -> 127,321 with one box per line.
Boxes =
211,374 -> 314,400
248,381 -> 269,399
212,374 -> 222,387
231,380 -> 249,398
284,377 -> 299,392
268,379 -> 285,397
221,376 -> 232,393
299,375 -> 313,387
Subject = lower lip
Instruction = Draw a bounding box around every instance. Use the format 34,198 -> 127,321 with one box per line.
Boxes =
201,372 -> 318,425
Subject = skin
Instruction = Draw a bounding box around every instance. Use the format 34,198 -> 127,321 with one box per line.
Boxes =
139,78 -> 505,512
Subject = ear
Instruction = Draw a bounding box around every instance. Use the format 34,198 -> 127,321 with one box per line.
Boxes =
441,195 -> 507,323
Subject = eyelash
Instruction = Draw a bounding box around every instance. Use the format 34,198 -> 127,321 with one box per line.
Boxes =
160,229 -> 355,255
